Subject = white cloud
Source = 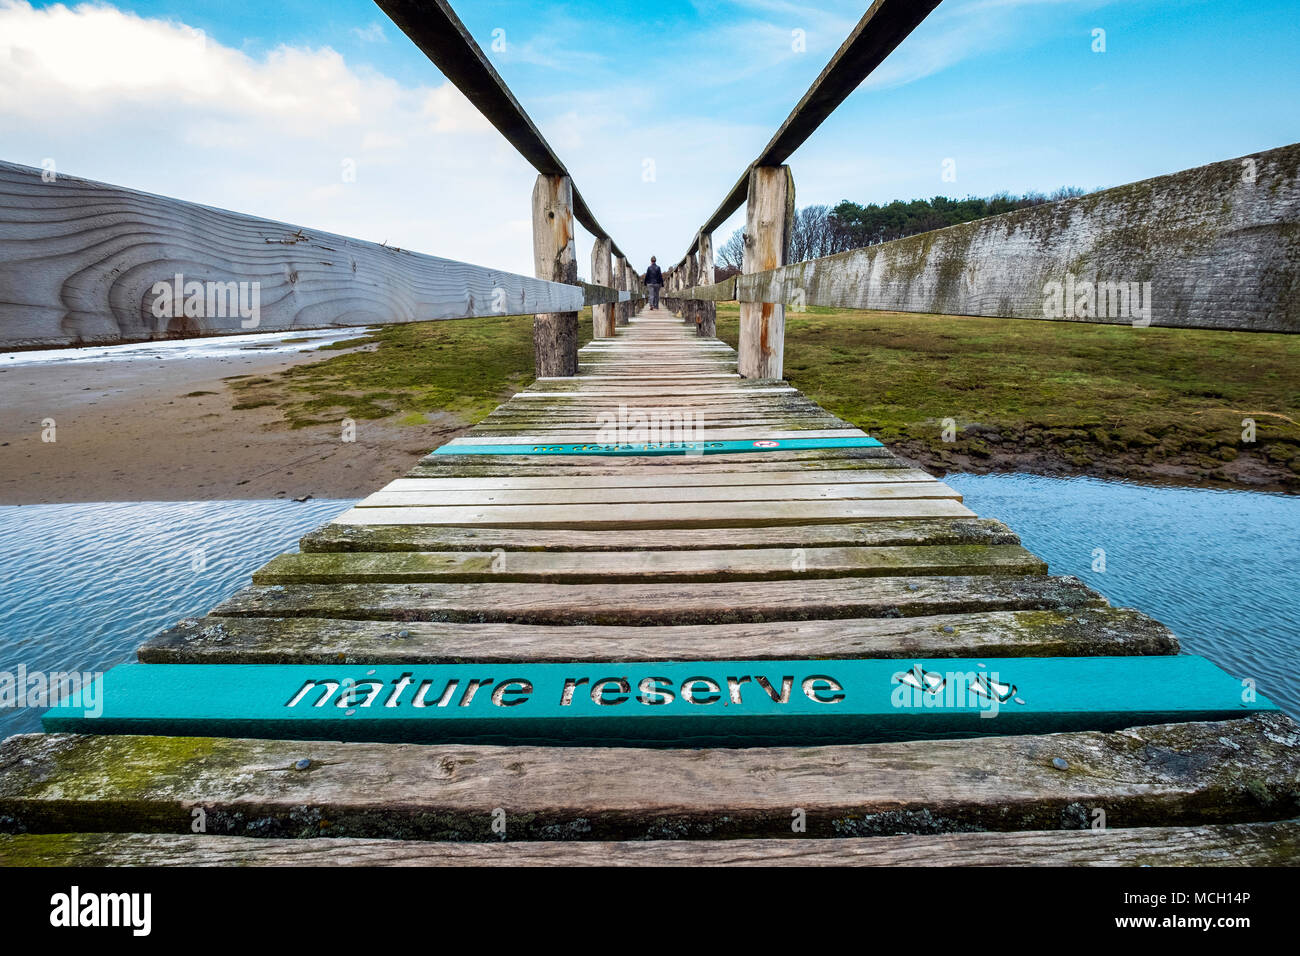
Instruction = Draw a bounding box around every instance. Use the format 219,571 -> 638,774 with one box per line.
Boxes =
352,22 -> 386,44
0,0 -> 538,272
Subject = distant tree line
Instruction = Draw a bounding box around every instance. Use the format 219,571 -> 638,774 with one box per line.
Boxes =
715,187 -> 1091,276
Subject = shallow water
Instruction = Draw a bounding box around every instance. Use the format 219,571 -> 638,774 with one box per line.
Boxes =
944,473 -> 1300,718
0,476 -> 1296,738
0,498 -> 353,737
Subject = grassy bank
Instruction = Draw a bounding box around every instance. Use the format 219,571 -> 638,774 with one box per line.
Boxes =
223,304 -> 1298,491
715,304 -> 1300,490
226,310 -> 595,430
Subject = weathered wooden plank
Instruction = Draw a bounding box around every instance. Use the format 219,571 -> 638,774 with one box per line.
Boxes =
210,574 -> 1107,625
299,517 -> 1019,553
379,469 -> 937,491
443,428 -> 868,444
332,497 -> 974,528
2,715 -> 1295,839
354,481 -> 958,508
140,605 -> 1178,664
0,160 -> 600,350
465,418 -> 855,434
251,544 -> 1045,585
8,819 -> 1297,865
409,447 -> 902,476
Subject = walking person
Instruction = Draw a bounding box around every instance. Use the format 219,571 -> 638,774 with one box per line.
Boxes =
645,256 -> 663,310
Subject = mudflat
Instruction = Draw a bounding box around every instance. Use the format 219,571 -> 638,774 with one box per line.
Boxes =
0,334 -> 461,505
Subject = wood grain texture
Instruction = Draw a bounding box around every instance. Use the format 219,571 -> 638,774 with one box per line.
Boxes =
139,605 -> 1178,664
590,237 -> 615,338
298,517 -> 1021,553
250,544 -> 1046,585
331,497 -> 974,529
696,231 -> 717,336
531,173 -> 580,377
739,166 -> 794,379
353,480 -> 956,508
0,161 -> 598,349
209,573 -> 1107,625
2,715 -> 1295,840
7,819 -> 1296,865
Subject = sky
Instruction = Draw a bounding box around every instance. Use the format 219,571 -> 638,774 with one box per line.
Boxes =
1,0 -> 1297,276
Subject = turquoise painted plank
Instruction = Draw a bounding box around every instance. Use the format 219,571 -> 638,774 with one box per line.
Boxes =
433,436 -> 883,456
42,656 -> 1273,747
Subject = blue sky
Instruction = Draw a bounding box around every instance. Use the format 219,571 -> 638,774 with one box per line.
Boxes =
1,0 -> 1296,274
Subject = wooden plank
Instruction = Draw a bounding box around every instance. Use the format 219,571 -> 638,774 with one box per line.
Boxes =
251,544 -> 1045,585
354,481 -> 958,508
0,160 -> 592,350
9,820 -> 1297,865
140,606 -> 1179,664
210,574 -> 1107,625
379,469 -> 938,490
332,498 -> 974,528
443,429 -> 869,443
2,715 -> 1296,839
299,517 -> 1020,553
412,445 -> 901,474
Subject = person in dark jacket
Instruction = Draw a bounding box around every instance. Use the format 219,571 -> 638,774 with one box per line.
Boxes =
645,256 -> 663,309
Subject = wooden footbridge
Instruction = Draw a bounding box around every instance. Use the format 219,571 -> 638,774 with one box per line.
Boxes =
1,0 -> 1297,866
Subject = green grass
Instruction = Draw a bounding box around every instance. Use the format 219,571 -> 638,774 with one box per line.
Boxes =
228,311 -> 595,430
715,304 -> 1300,485
227,303 -> 1298,487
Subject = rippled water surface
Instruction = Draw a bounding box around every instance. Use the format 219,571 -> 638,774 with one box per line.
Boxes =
0,477 -> 1296,738
0,499 -> 353,737
944,474 -> 1300,718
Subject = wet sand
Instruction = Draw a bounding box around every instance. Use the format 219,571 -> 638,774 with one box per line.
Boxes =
0,337 -> 464,505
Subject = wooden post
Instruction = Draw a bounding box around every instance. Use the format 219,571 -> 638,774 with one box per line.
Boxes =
738,165 -> 794,379
591,237 -> 614,338
684,252 -> 700,329
614,254 -> 629,325
697,231 -> 717,338
531,174 -> 579,377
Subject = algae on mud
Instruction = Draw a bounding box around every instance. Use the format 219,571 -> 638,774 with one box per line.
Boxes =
222,303 -> 1296,491
226,310 -> 596,432
714,305 -> 1299,491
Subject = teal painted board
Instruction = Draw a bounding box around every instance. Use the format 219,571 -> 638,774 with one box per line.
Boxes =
42,656 -> 1273,747
433,436 -> 883,456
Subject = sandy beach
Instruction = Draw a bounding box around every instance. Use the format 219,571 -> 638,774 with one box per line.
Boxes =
0,333 -> 465,505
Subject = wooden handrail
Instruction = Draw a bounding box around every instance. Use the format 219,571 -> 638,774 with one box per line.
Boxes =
0,161 -> 622,350
375,0 -> 626,261
678,0 -> 942,266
